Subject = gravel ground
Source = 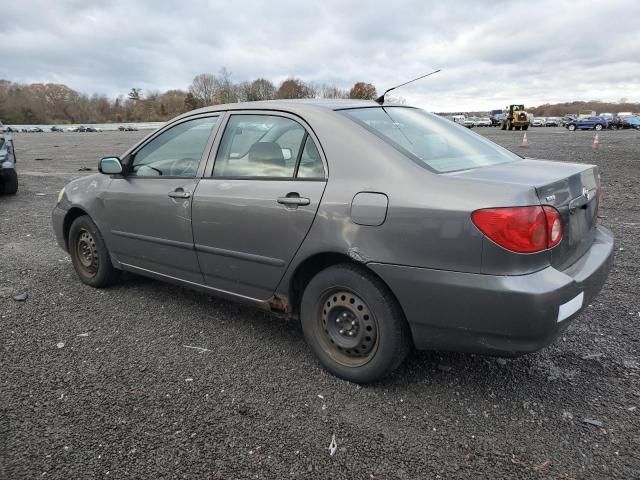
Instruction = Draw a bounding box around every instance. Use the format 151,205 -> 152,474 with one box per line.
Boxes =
1,128 -> 639,479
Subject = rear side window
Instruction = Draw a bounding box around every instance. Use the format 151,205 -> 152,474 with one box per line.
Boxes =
341,107 -> 519,173
212,115 -> 324,179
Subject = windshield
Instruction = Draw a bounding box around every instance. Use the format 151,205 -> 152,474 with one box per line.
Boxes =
341,107 -> 519,173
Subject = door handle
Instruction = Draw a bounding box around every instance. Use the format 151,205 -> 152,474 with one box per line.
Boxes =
277,195 -> 310,206
168,189 -> 191,199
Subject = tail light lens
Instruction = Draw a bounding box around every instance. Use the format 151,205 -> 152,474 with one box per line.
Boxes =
471,205 -> 562,253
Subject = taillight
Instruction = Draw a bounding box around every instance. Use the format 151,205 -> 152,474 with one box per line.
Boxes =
471,205 -> 563,253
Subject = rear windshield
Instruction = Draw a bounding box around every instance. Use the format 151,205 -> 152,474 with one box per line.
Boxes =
341,107 -> 519,173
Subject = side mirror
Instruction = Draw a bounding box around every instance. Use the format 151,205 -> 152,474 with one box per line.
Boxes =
99,157 -> 123,175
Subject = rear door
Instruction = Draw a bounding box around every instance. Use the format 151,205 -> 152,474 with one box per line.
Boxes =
191,112 -> 328,300
101,115 -> 220,283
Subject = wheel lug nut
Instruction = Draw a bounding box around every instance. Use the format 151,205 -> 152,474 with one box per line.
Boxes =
339,329 -> 345,334
351,320 -> 356,326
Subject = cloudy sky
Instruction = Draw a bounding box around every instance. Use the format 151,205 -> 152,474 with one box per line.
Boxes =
1,0 -> 638,111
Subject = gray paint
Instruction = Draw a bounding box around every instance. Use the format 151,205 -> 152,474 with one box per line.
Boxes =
52,99 -> 614,356
351,192 -> 388,226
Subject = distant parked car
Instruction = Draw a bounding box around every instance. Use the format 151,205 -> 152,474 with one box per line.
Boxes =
29,127 -> 44,133
51,126 -> 64,132
474,117 -> 491,127
532,118 -> 546,127
85,127 -> 98,132
66,126 -> 79,132
0,134 -> 18,194
619,115 -> 640,129
463,118 -> 475,128
545,117 -> 560,127
566,117 -> 608,131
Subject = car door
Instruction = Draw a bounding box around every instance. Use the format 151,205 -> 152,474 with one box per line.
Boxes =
191,112 -> 328,300
101,115 -> 220,283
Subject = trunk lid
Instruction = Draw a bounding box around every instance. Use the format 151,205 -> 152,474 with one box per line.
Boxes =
451,159 -> 600,269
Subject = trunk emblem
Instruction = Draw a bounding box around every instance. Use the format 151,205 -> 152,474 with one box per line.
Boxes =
582,187 -> 590,200
545,194 -> 556,202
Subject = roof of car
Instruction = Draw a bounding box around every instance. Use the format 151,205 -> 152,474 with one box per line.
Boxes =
183,98 -> 404,116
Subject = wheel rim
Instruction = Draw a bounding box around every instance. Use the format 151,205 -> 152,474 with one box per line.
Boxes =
316,289 -> 379,368
75,229 -> 99,277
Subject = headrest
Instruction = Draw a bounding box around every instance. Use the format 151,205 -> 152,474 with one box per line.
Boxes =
248,142 -> 285,167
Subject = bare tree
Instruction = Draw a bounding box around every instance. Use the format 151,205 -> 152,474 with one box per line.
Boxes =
189,73 -> 216,107
213,67 -> 237,104
250,78 -> 276,101
319,84 -> 349,99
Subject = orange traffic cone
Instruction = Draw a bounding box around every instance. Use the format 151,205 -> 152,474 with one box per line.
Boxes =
520,132 -> 529,148
592,133 -> 600,150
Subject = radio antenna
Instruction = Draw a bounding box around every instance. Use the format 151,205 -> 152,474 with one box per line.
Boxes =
375,69 -> 441,105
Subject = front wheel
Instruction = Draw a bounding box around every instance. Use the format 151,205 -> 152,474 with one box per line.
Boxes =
300,264 -> 412,383
1,169 -> 18,195
522,125 -> 529,131
595,124 -> 603,131
68,215 -> 119,287
568,124 -> 576,131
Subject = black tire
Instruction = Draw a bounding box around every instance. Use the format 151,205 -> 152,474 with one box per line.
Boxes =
500,122 -> 507,131
1,169 -> 18,195
568,124 -> 576,131
515,126 -> 521,131
300,263 -> 412,383
595,124 -> 603,131
507,121 -> 513,131
68,215 -> 119,288
522,125 -> 529,131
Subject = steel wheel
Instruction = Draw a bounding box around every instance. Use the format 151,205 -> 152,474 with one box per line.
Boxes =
75,228 -> 99,277
316,289 -> 379,368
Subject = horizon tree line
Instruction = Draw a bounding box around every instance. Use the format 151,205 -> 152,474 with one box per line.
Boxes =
0,68 -> 378,125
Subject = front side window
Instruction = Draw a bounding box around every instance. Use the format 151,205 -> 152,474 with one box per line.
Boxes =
341,107 -> 519,173
130,117 -> 218,177
212,115 -> 309,178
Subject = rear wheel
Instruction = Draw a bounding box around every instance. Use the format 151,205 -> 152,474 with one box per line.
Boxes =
595,124 -> 603,131
300,264 -> 412,383
1,169 -> 18,195
522,125 -> 529,131
515,126 -> 521,131
69,215 -> 119,287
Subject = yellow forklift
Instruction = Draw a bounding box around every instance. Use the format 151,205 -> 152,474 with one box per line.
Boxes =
500,104 -> 530,131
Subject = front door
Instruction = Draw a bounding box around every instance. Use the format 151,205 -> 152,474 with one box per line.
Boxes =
102,115 -> 220,283
191,113 -> 327,300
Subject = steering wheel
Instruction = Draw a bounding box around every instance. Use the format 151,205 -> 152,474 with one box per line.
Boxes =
170,157 -> 196,176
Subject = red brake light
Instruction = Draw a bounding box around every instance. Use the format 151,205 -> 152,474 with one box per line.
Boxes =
471,205 -> 562,253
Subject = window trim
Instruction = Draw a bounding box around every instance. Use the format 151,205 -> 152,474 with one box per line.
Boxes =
123,113 -> 221,179
202,111 -> 328,181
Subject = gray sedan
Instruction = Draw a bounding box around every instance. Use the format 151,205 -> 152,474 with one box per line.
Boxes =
52,100 -> 614,383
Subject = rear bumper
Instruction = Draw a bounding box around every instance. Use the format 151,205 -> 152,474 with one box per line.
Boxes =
369,225 -> 614,356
